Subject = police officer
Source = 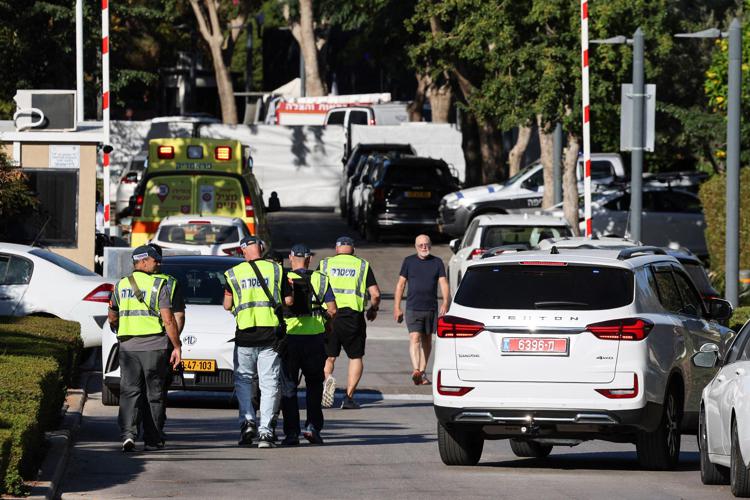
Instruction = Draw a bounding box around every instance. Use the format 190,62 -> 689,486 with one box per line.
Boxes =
318,236 -> 381,409
280,244 -> 337,446
223,236 -> 293,448
108,245 -> 182,452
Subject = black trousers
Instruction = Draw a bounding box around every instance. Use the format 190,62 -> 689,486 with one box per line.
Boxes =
119,349 -> 169,444
280,334 -> 326,436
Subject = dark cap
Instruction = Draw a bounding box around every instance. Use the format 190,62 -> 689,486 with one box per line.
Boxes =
335,236 -> 354,247
132,245 -> 161,262
239,236 -> 261,249
290,244 -> 311,257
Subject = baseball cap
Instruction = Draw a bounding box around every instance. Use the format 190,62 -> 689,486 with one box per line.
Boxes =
290,244 -> 311,257
132,245 -> 161,262
335,236 -> 354,247
239,236 -> 261,249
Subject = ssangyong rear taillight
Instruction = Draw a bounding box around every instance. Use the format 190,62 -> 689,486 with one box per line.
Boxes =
437,315 -> 485,338
596,374 -> 639,399
133,195 -> 144,217
586,318 -> 654,341
83,283 -> 114,303
244,195 -> 255,218
437,371 -> 474,396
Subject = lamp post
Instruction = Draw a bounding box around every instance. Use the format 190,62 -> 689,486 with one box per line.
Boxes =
675,19 -> 743,307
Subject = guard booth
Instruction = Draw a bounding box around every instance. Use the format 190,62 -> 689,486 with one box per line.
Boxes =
0,118 -> 103,270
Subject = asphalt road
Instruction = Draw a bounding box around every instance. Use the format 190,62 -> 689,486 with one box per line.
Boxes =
59,211 -> 736,498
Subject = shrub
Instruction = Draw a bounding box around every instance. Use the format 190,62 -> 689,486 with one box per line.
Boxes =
0,317 -> 81,495
730,306 -> 750,332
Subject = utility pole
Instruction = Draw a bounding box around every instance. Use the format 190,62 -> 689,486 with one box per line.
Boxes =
726,18 -> 742,307
76,0 -> 84,122
630,27 -> 645,243
553,123 -> 563,205
299,46 -> 306,97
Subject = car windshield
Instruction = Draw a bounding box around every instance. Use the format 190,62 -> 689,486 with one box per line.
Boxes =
29,248 -> 98,276
382,164 -> 452,185
454,263 -> 634,310
161,261 -> 237,305
481,225 -> 572,248
156,223 -> 241,246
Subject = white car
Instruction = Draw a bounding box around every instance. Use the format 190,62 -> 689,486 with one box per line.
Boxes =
115,153 -> 147,218
434,245 -> 734,469
0,243 -> 114,347
447,214 -> 572,295
150,215 -> 252,256
699,319 -> 750,496
102,255 -> 240,405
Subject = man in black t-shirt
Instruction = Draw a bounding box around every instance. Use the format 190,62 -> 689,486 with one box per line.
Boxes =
394,234 -> 449,385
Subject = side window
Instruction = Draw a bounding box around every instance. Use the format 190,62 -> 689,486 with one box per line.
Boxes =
327,111 -> 345,125
672,268 -> 703,317
727,324 -> 750,364
0,255 -> 33,285
349,110 -> 369,125
605,194 -> 629,211
461,220 -> 480,249
660,192 -> 702,214
652,266 -> 683,313
523,168 -> 544,189
740,335 -> 750,362
590,161 -> 614,180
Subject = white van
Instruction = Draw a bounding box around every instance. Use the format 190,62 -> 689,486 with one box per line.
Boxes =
324,103 -> 410,127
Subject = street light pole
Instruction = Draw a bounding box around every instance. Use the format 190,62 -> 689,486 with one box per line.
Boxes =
630,28 -> 645,243
726,18 -> 742,307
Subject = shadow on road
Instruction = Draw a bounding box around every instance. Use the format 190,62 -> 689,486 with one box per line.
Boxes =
481,450 -> 700,472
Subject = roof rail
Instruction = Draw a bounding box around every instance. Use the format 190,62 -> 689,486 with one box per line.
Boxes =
617,246 -> 667,260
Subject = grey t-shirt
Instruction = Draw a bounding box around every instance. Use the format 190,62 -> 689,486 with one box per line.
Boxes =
117,278 -> 172,352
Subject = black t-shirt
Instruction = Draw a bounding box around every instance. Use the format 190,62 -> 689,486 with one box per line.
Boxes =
224,260 -> 292,347
399,254 -> 446,311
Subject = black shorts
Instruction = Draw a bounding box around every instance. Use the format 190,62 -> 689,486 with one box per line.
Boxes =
326,311 -> 366,359
406,309 -> 436,335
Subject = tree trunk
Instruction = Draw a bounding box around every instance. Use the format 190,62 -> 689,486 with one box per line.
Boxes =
562,132 -> 581,235
427,72 -> 452,123
408,73 -> 429,122
460,110 -> 482,187
298,0 -> 326,96
538,115 -> 555,209
508,123 -> 532,178
477,119 -> 503,184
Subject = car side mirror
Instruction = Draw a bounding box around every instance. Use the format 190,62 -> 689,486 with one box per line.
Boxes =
692,343 -> 719,368
449,238 -> 460,254
707,298 -> 733,322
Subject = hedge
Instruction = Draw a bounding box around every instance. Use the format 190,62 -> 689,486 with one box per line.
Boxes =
698,168 -> 750,298
731,306 -> 750,332
0,316 -> 82,496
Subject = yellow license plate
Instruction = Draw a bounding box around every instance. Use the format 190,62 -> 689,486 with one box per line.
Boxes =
182,359 -> 217,372
405,191 -> 431,198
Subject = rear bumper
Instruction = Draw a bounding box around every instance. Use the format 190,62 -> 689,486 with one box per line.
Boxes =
374,210 -> 438,229
434,403 -> 663,436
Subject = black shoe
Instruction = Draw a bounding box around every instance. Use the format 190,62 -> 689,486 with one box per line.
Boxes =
340,396 -> 360,410
122,438 -> 135,453
238,420 -> 257,446
144,440 -> 165,451
302,426 -> 324,445
281,435 -> 300,446
257,432 -> 277,448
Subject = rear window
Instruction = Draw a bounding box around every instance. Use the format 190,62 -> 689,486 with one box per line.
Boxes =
29,249 -> 97,276
481,225 -> 572,248
382,164 -> 451,185
156,223 -> 240,245
454,264 -> 634,310
161,261 -> 237,305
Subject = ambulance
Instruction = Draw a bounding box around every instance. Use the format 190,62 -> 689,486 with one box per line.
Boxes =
129,138 -> 270,248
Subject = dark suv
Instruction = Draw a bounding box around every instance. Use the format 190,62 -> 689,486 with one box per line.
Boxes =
359,156 -> 459,241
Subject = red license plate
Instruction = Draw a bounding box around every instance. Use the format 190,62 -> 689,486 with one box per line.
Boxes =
501,337 -> 569,355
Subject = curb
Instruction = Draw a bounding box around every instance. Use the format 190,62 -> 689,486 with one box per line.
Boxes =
28,372 -> 91,500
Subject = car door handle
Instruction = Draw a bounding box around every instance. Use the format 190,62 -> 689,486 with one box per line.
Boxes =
737,368 -> 746,376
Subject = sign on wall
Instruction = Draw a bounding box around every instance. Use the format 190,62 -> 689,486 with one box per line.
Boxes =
49,144 -> 81,169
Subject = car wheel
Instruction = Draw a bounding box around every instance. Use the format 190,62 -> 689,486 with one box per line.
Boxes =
731,419 -> 750,497
700,406 -> 729,484
437,421 -> 483,466
509,439 -> 553,458
636,386 -> 682,470
102,383 -> 120,406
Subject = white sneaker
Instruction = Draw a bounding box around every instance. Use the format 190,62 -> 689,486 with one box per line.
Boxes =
322,376 -> 336,408
122,438 -> 135,453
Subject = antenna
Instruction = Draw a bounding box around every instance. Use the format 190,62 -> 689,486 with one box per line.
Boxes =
31,216 -> 52,247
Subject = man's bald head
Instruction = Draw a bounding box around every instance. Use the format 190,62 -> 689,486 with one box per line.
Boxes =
415,234 -> 432,258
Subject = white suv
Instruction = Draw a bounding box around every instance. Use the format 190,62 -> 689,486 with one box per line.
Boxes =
433,245 -> 734,470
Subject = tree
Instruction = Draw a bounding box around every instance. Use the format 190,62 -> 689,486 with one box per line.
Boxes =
189,0 -> 254,124
0,150 -> 36,220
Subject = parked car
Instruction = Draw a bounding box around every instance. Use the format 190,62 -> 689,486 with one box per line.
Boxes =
699,319 -> 750,496
438,153 -> 626,237
102,255 -> 241,405
446,214 -> 572,295
115,153 -> 147,218
150,215 -> 252,256
325,102 -> 410,128
339,143 -> 415,216
434,245 -> 734,469
358,156 -> 460,241
0,243 -> 114,347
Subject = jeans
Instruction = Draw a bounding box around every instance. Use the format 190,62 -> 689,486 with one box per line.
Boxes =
281,334 -> 326,437
118,349 -> 169,443
234,345 -> 280,434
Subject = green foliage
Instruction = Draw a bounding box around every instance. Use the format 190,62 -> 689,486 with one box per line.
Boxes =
0,149 -> 37,219
0,317 -> 82,495
730,306 -> 750,331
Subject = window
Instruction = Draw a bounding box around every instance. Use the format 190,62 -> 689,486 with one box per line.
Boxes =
0,255 -> 33,285
522,168 -> 544,189
659,191 -> 703,214
590,161 -> 615,180
161,262 -> 234,305
652,266 -> 683,313
29,248 -> 97,276
349,110 -> 369,125
604,194 -> 629,211
740,334 -> 750,362
383,164 -> 451,185
156,224 -> 240,246
454,264 -> 634,310
672,268 -> 703,317
726,323 -> 750,364
480,225 -> 572,248
681,262 -> 714,297
461,219 -> 480,249
326,111 -> 345,125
